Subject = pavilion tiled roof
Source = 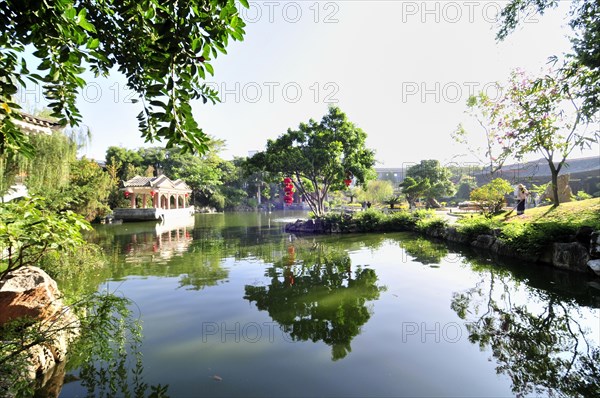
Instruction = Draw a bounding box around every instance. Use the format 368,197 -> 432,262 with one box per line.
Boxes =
123,176 -> 155,187
122,175 -> 191,191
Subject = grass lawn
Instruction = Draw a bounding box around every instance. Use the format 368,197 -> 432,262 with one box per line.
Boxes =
504,198 -> 600,229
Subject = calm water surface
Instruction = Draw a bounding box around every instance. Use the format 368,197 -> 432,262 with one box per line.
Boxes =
60,212 -> 600,397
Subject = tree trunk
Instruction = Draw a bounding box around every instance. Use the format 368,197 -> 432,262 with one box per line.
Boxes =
427,197 -> 441,208
551,170 -> 560,207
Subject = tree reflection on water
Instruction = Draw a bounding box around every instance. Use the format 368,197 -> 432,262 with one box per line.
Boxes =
244,244 -> 385,361
451,264 -> 600,397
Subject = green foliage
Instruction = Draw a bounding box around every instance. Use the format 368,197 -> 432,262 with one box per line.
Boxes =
469,178 -> 513,217
39,244 -> 109,304
399,176 -> 430,208
496,0 -> 600,117
0,289 -> 169,398
467,67 -> 598,206
353,209 -> 387,232
0,197 -> 91,280
501,221 -> 577,257
320,208 -> 444,234
574,190 -> 592,201
1,0 -> 247,158
400,160 -> 455,207
105,141 -> 233,210
455,175 -> 478,201
399,237 -> 449,265
384,211 -> 416,231
244,246 -> 384,361
414,213 -> 448,234
248,106 -> 376,217
358,180 -> 394,205
17,131 -> 76,195
61,157 -> 112,221
456,215 -> 501,241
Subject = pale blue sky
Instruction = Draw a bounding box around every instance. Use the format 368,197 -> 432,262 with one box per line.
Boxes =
18,1 -> 598,166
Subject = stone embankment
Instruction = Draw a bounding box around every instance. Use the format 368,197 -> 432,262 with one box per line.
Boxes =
285,220 -> 600,276
0,267 -> 80,389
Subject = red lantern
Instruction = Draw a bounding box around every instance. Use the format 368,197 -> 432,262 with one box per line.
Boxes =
283,177 -> 294,205
185,193 -> 189,197
124,191 -> 130,198
344,179 -> 352,187
150,190 -> 155,197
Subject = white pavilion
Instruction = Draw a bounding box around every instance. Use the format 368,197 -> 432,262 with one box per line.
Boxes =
112,175 -> 194,221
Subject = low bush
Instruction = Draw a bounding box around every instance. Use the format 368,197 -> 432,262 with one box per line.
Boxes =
456,216 -> 501,240
353,209 -> 387,232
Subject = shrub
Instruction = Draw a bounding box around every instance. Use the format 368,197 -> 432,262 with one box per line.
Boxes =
574,190 -> 592,201
383,211 -> 415,231
456,215 -> 500,240
354,209 -> 386,232
415,216 -> 448,233
469,178 -> 513,217
501,221 -> 577,256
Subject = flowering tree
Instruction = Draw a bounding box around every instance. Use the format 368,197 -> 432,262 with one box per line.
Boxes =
459,66 -> 599,207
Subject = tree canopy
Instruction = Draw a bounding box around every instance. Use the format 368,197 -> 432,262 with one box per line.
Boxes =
399,160 -> 454,208
497,0 -> 600,117
248,106 -> 376,217
0,0 -> 246,158
462,67 -> 598,206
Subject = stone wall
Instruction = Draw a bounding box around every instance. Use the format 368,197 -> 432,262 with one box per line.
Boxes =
285,220 -> 600,276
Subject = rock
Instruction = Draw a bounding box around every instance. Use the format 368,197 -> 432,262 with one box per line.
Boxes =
445,227 -> 471,245
490,239 -> 513,258
590,231 -> 600,258
575,226 -> 594,248
552,242 -> 590,272
588,259 -> 600,276
426,227 -> 447,239
0,266 -> 62,325
0,266 -> 80,381
471,235 -> 496,250
540,174 -> 573,203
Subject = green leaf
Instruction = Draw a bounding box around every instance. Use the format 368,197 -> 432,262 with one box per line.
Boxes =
86,38 -> 100,49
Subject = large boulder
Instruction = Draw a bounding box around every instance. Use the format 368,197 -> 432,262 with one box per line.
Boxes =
0,267 -> 63,325
588,259 -> 600,276
0,267 -> 80,380
540,174 -> 573,203
552,242 -> 590,273
471,235 -> 496,250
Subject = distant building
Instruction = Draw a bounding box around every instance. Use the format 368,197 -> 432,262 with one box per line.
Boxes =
374,167 -> 407,185
1,112 -> 62,202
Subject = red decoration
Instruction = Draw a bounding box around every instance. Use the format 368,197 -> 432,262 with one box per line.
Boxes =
124,191 -> 130,198
344,171 -> 353,187
282,177 -> 294,205
150,190 -> 155,197
185,193 -> 189,197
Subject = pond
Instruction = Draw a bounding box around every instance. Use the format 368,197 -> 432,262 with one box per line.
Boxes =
58,212 -> 600,397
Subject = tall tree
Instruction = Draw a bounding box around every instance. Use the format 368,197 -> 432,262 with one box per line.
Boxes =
248,107 -> 376,217
0,0 -> 246,158
469,68 -> 598,206
496,0 -> 600,117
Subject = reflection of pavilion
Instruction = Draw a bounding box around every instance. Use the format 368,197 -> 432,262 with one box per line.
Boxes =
113,175 -> 195,221
124,216 -> 195,264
